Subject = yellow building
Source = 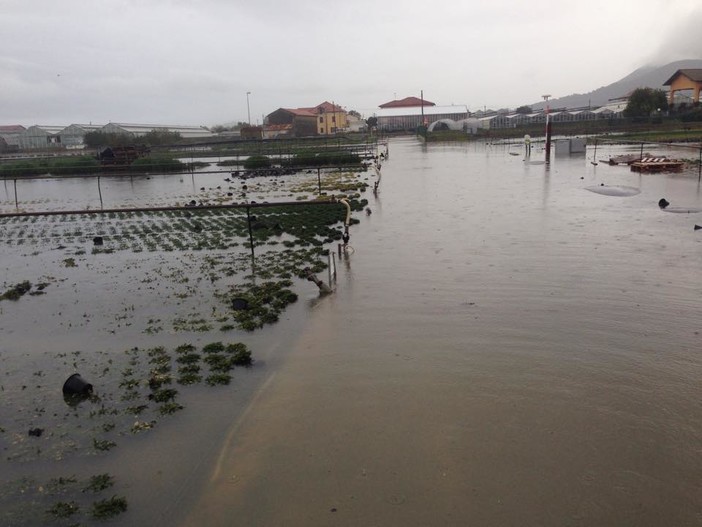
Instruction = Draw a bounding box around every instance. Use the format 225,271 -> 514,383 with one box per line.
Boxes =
311,101 -> 348,135
663,69 -> 702,106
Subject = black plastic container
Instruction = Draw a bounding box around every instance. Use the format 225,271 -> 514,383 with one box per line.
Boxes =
62,373 -> 93,396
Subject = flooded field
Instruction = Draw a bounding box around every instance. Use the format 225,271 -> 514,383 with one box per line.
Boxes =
2,138 -> 702,526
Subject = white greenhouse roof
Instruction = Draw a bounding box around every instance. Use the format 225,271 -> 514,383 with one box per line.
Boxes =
106,123 -> 214,137
376,105 -> 469,118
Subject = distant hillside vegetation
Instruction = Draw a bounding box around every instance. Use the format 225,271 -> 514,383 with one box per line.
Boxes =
530,59 -> 702,110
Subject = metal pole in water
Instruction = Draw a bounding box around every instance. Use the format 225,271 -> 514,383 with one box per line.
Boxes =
97,175 -> 104,209
542,95 -> 551,163
591,140 -> 599,166
246,205 -> 255,259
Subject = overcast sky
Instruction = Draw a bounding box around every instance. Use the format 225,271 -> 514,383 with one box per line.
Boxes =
2,0 -> 701,127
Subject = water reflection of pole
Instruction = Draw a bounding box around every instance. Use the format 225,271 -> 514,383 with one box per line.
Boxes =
14,179 -> 18,208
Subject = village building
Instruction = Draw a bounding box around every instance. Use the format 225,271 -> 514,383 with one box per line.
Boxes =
264,108 -> 318,138
374,96 -> 467,132
663,68 -> 702,107
264,102 -> 349,138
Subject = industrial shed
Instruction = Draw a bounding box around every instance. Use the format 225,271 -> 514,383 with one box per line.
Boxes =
375,105 -> 469,132
59,123 -> 104,148
0,125 -> 26,148
100,123 -> 214,139
19,125 -> 65,150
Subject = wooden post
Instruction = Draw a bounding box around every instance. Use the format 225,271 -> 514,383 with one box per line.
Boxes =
317,167 -> 322,195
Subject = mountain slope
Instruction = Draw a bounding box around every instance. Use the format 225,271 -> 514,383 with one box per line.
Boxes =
531,59 -> 702,110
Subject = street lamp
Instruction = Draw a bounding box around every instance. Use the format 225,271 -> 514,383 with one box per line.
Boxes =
246,91 -> 251,125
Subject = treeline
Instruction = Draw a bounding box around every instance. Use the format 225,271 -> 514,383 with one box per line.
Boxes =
0,155 -> 189,177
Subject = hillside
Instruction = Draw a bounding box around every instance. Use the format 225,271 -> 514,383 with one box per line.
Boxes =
530,59 -> 702,110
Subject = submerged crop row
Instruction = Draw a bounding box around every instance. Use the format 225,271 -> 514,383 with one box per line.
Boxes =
0,202 -> 366,253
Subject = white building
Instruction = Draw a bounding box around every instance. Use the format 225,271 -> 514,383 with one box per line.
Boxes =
375,105 -> 469,132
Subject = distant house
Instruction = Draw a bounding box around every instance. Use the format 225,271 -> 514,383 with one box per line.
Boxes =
266,108 -> 318,137
311,101 -> 348,135
663,69 -> 702,107
265,101 -> 348,137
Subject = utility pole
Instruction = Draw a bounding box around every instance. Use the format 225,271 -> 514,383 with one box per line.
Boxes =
542,94 -> 552,163
246,91 -> 251,125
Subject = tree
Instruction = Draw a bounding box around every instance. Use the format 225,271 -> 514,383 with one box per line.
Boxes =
84,131 -> 133,148
140,129 -> 182,146
624,88 -> 668,119
348,110 -> 361,119
366,116 -> 378,128
516,105 -> 532,114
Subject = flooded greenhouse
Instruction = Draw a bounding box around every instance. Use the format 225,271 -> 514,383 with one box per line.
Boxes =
1,137 -> 701,526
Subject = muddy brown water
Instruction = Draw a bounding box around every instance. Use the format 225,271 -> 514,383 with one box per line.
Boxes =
2,138 -> 702,526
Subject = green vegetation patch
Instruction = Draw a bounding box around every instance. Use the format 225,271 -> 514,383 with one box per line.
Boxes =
92,496 -> 128,519
130,155 -> 186,172
244,155 -> 272,169
0,281 -> 32,301
47,500 -> 80,518
228,280 -> 298,331
83,473 -> 115,493
0,156 -> 100,177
